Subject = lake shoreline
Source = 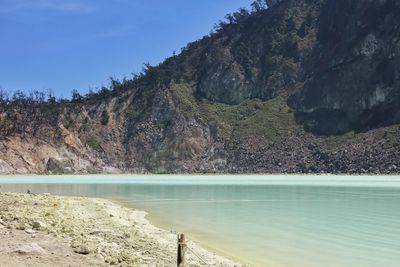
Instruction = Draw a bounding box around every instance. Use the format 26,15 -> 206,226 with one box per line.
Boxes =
0,192 -> 243,267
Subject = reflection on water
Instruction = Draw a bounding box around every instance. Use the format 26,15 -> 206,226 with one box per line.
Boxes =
1,176 -> 400,267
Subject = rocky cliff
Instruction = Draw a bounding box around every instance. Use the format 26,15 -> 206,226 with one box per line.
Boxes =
289,0 -> 400,134
0,0 -> 399,174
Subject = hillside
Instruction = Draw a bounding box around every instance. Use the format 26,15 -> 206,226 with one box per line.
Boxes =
0,0 -> 399,174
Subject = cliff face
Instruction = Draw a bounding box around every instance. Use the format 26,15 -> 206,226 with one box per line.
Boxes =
0,0 -> 399,174
289,0 -> 400,134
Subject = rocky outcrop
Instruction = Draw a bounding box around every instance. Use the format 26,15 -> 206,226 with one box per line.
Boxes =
288,0 -> 400,134
46,158 -> 73,174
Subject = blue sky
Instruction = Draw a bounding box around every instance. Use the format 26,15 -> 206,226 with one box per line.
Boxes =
0,0 -> 254,98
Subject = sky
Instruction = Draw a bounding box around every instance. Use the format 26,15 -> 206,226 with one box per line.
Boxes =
0,0 -> 254,98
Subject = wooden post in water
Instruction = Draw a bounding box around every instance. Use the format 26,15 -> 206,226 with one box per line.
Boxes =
177,233 -> 186,267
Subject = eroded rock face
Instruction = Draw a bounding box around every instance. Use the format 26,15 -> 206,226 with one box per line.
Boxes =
198,60 -> 256,105
46,158 -> 73,174
288,0 -> 400,134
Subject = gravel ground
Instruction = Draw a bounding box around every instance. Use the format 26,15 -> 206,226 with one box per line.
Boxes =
0,192 -> 243,267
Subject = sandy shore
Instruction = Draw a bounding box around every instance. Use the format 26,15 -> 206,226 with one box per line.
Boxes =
0,192 -> 243,267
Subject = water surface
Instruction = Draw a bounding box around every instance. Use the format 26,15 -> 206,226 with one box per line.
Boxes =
1,175 -> 400,267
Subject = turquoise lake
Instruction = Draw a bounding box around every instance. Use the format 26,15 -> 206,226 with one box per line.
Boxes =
1,175 -> 400,267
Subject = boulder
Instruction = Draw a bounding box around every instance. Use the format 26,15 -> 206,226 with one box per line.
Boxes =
73,245 -> 91,255
46,158 -> 74,174
32,220 -> 47,230
14,243 -> 47,255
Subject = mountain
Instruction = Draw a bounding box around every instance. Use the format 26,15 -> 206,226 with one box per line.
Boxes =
1,0 -> 399,174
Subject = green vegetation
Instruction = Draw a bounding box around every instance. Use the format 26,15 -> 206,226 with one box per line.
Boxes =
170,80 -> 397,154
71,89 -> 83,103
381,126 -> 400,148
101,110 -> 110,125
87,137 -> 101,151
317,125 -> 400,153
317,131 -> 359,153
170,82 -> 198,116
199,94 -> 303,142
214,0 -> 267,32
0,118 -> 11,134
0,88 -> 59,105
126,110 -> 140,120
170,81 -> 304,143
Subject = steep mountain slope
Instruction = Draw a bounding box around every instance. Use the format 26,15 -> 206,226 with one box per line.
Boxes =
0,0 -> 399,174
